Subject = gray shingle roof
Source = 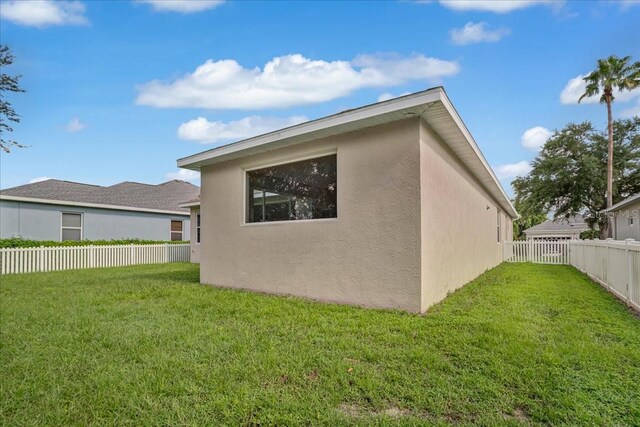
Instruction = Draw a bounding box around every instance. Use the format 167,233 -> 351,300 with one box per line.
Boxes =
524,214 -> 588,233
0,179 -> 200,213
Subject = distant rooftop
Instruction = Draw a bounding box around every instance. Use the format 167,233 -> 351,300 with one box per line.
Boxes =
524,214 -> 589,234
0,179 -> 200,213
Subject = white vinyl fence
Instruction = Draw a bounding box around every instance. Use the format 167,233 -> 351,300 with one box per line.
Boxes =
0,243 -> 190,275
504,239 -> 640,312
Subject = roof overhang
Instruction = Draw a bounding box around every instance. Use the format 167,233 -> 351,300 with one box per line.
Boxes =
605,193 -> 640,212
178,201 -> 200,208
177,87 -> 518,218
0,195 -> 190,216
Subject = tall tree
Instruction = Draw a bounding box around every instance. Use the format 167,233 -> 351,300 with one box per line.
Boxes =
513,119 -> 640,239
578,55 -> 640,230
0,44 -> 26,153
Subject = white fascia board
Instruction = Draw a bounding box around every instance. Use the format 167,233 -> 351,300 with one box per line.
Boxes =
176,86 -> 517,218
437,93 -> 518,219
177,88 -> 443,170
0,195 -> 190,216
605,193 -> 640,212
178,201 -> 201,208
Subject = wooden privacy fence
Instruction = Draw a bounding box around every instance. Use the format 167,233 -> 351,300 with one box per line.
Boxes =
0,243 -> 190,275
504,239 -> 640,312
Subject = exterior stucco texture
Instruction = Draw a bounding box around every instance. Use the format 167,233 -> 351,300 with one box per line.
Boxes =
0,200 -> 190,241
198,118 -> 513,313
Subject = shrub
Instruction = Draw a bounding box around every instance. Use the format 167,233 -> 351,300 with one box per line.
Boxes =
0,237 -> 189,249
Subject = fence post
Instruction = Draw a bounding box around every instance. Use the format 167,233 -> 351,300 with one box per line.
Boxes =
527,239 -> 532,263
38,246 -> 44,272
89,245 -> 95,268
164,243 -> 169,263
626,239 -> 633,307
130,243 -> 135,265
605,238 -> 613,290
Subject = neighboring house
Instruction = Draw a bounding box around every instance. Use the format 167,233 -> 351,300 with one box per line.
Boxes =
606,193 -> 640,241
0,179 -> 199,242
177,87 -> 518,313
523,215 -> 589,241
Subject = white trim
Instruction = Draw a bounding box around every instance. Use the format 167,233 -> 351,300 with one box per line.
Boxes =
60,212 -> 83,242
176,87 -> 517,219
178,201 -> 200,208
606,193 -> 640,212
177,89 -> 441,170
1,195 -> 190,216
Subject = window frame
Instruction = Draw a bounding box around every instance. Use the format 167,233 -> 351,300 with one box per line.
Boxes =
170,220 -> 184,241
242,150 -> 338,226
196,212 -> 201,244
60,212 -> 83,242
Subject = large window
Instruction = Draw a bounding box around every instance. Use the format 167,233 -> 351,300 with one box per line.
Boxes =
247,154 -> 337,223
171,220 -> 183,241
61,212 -> 82,241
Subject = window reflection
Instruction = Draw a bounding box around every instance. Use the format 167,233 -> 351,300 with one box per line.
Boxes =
247,154 -> 337,223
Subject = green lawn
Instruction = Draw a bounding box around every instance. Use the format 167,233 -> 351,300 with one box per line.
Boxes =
1,263 -> 638,426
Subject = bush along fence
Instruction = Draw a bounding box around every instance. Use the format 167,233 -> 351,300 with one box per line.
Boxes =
504,239 -> 640,312
0,243 -> 190,275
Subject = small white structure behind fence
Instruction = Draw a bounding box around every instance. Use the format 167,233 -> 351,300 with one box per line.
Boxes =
504,239 -> 640,312
0,243 -> 190,275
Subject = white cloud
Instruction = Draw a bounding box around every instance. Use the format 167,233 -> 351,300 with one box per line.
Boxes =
377,92 -> 411,102
495,161 -> 531,180
620,99 -> 640,118
166,169 -> 200,182
0,0 -> 88,27
137,0 -> 224,13
178,115 -> 309,144
66,117 -> 87,133
450,22 -> 510,45
521,126 -> 552,151
560,74 -> 640,105
439,0 -> 557,13
136,53 -> 460,110
29,176 -> 54,184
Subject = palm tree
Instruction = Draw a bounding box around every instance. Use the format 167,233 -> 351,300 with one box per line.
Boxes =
579,55 -> 640,237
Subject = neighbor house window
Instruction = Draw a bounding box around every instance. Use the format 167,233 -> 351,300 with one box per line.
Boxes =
196,213 -> 201,244
246,154 -> 337,223
497,210 -> 501,243
61,212 -> 82,241
171,220 -> 183,241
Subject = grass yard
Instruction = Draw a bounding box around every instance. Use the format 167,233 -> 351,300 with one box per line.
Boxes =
1,263 -> 639,426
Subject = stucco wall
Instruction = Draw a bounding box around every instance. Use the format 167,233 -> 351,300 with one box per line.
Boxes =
189,208 -> 201,263
419,120 -> 505,311
612,200 -> 640,241
199,119 -> 423,312
0,200 -> 190,241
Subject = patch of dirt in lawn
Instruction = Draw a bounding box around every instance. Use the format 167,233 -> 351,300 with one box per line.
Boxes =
502,406 -> 530,423
337,403 -> 411,419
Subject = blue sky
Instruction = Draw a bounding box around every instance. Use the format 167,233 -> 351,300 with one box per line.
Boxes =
1,0 -> 639,196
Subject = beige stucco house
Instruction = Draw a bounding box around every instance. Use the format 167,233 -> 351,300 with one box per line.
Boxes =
607,193 -> 640,241
177,88 -> 517,313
